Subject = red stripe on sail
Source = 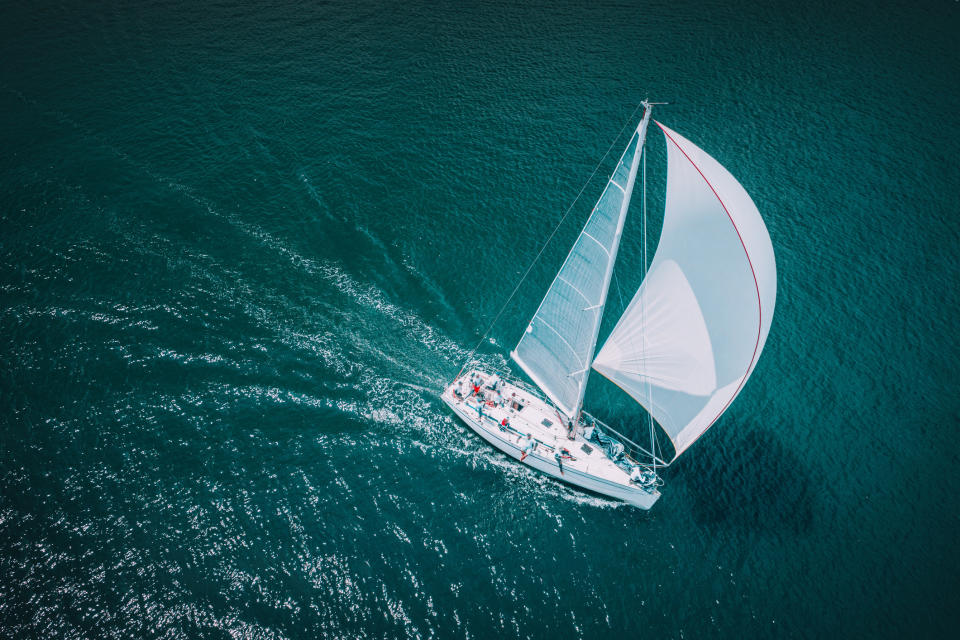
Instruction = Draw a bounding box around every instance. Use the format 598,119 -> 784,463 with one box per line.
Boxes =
654,121 -> 763,447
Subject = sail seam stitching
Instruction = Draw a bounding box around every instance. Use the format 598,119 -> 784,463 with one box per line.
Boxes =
556,275 -> 592,305
536,318 -> 585,368
580,231 -> 610,257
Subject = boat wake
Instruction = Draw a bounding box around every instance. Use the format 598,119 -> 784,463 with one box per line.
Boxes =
1,86 -> 621,511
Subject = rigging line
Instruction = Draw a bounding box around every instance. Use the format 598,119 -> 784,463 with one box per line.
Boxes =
455,101 -> 646,379
610,142 -> 661,469
642,133 -> 653,464
613,272 -> 626,314
612,271 -> 651,462
641,138 -> 663,468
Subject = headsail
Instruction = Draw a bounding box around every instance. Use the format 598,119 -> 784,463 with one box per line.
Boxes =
511,109 -> 653,418
592,122 -> 777,458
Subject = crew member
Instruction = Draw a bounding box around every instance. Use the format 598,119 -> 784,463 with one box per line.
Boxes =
520,433 -> 535,461
554,437 -> 567,475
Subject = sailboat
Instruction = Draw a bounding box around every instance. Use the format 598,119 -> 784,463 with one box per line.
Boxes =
441,102 -> 776,509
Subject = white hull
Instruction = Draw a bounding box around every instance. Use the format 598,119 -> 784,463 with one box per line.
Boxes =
442,370 -> 659,509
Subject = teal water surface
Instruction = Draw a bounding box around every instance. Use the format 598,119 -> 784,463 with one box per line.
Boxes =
1,1 -> 958,638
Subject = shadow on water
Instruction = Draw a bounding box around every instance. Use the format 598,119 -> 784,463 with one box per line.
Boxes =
679,426 -> 816,534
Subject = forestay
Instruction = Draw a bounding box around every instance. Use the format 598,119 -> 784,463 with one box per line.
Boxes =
512,113 -> 651,418
592,122 -> 777,458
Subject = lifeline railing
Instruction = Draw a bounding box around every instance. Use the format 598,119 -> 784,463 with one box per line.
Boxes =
457,360 -> 669,471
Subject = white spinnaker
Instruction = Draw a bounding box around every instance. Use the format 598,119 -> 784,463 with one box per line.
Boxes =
593,122 -> 777,458
512,113 -> 651,418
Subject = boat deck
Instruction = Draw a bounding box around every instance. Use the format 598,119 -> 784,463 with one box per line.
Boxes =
441,368 -> 660,509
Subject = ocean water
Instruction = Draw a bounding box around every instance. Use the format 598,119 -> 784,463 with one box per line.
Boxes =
1,1 -> 958,637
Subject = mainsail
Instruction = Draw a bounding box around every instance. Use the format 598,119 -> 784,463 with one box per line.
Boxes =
511,110 -> 653,418
592,122 -> 777,458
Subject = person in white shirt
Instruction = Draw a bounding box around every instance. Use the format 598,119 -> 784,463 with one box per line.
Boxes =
519,434 -> 535,461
